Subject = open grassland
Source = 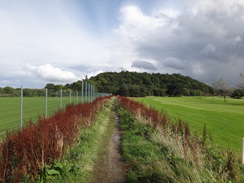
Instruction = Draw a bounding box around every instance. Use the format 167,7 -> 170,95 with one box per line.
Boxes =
0,97 -> 85,138
135,96 -> 244,152
118,97 -> 244,182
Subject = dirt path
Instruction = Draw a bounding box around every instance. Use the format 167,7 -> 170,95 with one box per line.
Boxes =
91,108 -> 126,183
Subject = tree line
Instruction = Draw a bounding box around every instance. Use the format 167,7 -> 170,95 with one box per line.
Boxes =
88,71 -> 214,97
1,71 -> 244,98
0,79 -> 89,97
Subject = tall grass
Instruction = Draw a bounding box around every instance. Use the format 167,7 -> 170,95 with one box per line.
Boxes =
118,96 -> 244,182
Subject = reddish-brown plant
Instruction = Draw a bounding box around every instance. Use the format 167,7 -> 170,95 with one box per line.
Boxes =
0,96 -> 112,182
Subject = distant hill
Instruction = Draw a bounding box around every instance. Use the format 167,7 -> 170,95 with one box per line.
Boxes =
89,71 -> 214,97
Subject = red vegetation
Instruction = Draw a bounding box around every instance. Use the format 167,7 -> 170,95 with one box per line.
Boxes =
118,96 -> 238,180
118,97 -> 200,157
0,96 -> 111,182
118,96 -> 170,130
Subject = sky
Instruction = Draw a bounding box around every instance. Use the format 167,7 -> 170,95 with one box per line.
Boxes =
1,0 -> 244,88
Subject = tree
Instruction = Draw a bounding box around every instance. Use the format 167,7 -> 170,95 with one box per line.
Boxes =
230,89 -> 244,99
130,85 -> 140,97
45,83 -> 55,90
166,82 -> 183,97
210,79 -> 231,102
3,86 -> 14,95
231,73 -> 244,99
118,84 -> 130,96
236,73 -> 244,91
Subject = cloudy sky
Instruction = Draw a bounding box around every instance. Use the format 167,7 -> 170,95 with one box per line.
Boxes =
1,0 -> 244,88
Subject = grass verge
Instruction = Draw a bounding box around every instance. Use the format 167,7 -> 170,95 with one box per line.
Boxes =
40,99 -> 115,183
118,106 -> 244,183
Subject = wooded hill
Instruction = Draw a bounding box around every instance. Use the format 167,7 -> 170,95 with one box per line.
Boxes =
89,71 -> 213,97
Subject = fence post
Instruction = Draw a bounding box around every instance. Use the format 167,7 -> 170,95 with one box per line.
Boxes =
92,85 -> 94,102
92,85 -> 94,101
45,88 -> 48,118
87,82 -> 89,103
20,86 -> 23,128
60,89 -> 62,109
88,83 -> 91,103
90,83 -> 92,102
82,80 -> 84,103
76,91 -> 78,104
86,81 -> 88,103
70,89 -> 72,104
242,138 -> 244,164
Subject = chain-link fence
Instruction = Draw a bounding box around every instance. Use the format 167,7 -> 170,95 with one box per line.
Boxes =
0,83 -> 111,137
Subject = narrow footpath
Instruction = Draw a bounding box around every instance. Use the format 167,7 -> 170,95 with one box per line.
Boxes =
91,107 -> 126,183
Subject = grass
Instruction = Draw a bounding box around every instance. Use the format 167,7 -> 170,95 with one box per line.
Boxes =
134,96 -> 244,152
0,96 -> 90,138
43,98 -> 115,183
118,100 -> 244,182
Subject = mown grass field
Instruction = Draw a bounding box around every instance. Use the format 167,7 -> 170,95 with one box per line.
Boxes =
0,96 -> 86,138
135,96 -> 244,152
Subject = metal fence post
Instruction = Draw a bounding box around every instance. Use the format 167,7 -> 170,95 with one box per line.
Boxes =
90,84 -> 92,102
70,89 -> 72,104
86,81 -> 88,103
76,91 -> 78,104
20,86 -> 23,128
91,84 -> 93,102
88,83 -> 90,103
82,80 -> 84,103
45,88 -> 48,118
91,85 -> 94,102
60,89 -> 62,109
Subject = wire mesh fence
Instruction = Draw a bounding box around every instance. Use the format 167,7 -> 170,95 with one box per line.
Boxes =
0,84 -> 111,138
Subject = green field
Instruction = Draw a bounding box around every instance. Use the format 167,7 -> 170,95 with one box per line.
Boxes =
135,96 -> 244,152
0,96 -> 89,138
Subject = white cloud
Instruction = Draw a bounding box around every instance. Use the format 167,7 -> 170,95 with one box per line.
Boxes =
114,5 -> 166,41
25,64 -> 81,82
0,0 -> 111,70
86,70 -> 105,79
111,5 -> 178,71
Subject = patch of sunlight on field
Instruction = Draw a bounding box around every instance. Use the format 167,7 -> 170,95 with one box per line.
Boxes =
135,96 -> 244,153
0,97 -> 76,139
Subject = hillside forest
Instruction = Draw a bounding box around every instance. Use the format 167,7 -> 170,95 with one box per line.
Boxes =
88,71 -> 214,97
2,71 -> 243,98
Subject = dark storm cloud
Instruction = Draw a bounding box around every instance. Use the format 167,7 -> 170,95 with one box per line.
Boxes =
163,57 -> 185,70
131,61 -> 157,71
120,3 -> 244,86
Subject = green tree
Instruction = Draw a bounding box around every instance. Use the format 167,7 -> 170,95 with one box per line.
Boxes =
118,84 -> 130,96
130,85 -> 140,97
3,86 -> 14,95
231,89 -> 244,99
45,83 -> 55,90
